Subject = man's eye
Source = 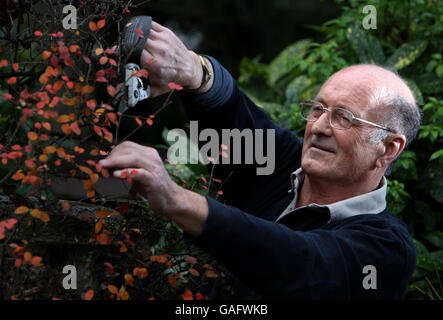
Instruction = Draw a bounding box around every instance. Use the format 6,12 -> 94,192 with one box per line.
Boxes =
335,110 -> 349,119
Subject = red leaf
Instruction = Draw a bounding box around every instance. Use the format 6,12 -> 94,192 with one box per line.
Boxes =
64,58 -> 74,67
168,274 -> 177,287
83,56 -> 91,64
135,28 -> 144,38
2,93 -> 13,100
182,289 -> 193,300
99,56 -> 109,65
97,19 -> 106,29
84,290 -> 94,300
7,77 -> 17,85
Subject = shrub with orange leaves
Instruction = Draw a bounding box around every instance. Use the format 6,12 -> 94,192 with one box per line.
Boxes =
0,0 -> 224,301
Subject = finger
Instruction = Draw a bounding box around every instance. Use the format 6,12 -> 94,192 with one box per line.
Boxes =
151,21 -> 166,32
99,153 -> 155,172
148,28 -> 161,40
140,48 -> 154,66
144,38 -> 164,55
113,168 -> 154,185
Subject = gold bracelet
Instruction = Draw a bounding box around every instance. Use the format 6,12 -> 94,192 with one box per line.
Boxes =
185,55 -> 213,92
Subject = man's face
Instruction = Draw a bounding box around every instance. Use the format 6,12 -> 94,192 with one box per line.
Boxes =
300,71 -> 381,183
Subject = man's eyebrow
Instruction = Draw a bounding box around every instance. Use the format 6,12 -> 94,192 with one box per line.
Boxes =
315,97 -> 358,113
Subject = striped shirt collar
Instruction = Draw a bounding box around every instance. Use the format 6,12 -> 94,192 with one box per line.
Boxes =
276,168 -> 387,223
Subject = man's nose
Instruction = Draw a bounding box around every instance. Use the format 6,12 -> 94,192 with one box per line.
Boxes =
310,111 -> 333,136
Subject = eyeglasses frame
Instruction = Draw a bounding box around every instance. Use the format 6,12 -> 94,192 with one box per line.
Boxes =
300,100 -> 395,133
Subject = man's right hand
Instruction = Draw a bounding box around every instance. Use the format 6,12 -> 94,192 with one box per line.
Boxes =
140,21 -> 208,97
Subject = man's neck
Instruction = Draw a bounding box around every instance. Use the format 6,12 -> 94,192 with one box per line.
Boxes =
297,173 -> 383,208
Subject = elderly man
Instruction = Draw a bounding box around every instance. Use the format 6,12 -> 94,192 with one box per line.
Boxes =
98,21 -> 420,299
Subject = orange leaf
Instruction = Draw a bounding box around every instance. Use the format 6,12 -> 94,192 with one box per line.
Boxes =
39,212 -> 50,223
86,189 -> 95,199
95,209 -> 111,218
57,114 -> 72,123
95,48 -> 104,56
31,256 -> 42,266
97,232 -> 112,244
106,85 -> 116,97
205,270 -> 218,278
23,251 -> 32,264
133,267 -> 148,279
69,45 -> 80,53
135,117 -> 142,126
119,242 -> 127,253
95,218 -> 103,233
150,255 -> 168,263
89,21 -> 97,32
81,85 -> 94,95
84,290 -> 94,300
43,146 -> 56,154
61,201 -> 70,211
124,274 -> 134,286
42,50 -> 52,60
42,122 -> 52,131
11,170 -> 25,181
61,123 -> 72,135
39,154 -> 48,162
14,258 -> 22,268
39,73 -> 49,85
188,268 -> 200,277
30,208 -> 41,219
14,206 -> 29,214
146,118 -> 154,126
107,285 -> 118,294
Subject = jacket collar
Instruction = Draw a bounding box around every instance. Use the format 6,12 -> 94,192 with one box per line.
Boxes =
277,168 -> 387,223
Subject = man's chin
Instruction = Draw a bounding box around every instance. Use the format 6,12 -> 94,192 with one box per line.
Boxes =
301,159 -> 331,178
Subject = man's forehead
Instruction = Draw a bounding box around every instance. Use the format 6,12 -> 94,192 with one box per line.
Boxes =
320,65 -> 415,104
316,64 -> 415,113
316,77 -> 373,112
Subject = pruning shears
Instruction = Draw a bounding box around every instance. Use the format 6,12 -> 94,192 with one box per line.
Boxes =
113,16 -> 153,114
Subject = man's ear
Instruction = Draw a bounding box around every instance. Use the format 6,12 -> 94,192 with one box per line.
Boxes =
375,134 -> 406,169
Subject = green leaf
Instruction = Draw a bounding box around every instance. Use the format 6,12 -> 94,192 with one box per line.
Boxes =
268,39 -> 312,86
430,149 -> 443,161
346,24 -> 385,64
416,73 -> 443,94
424,231 -> 443,249
414,239 -> 443,271
285,75 -> 309,105
385,40 -> 428,70
404,78 -> 424,105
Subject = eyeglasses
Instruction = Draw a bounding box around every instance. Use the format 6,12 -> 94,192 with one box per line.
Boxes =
300,100 -> 395,132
